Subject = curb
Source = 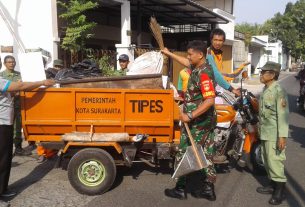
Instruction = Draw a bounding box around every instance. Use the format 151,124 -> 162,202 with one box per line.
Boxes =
286,182 -> 305,207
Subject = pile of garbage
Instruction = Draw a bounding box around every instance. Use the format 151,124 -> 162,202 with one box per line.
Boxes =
45,59 -> 102,81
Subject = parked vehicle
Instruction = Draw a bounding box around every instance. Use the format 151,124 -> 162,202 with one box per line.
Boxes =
213,72 -> 265,174
296,67 -> 305,110
21,81 -> 181,195
20,74 -> 265,195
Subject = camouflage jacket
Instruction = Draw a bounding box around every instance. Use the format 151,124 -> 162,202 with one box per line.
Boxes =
0,69 -> 21,108
183,63 -> 217,130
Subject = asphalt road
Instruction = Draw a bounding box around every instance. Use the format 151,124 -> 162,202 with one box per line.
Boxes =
4,72 -> 305,207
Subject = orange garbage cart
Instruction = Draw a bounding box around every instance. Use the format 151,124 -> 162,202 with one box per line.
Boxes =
21,87 -> 180,195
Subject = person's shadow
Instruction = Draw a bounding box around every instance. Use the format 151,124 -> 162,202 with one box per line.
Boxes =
111,160 -> 174,191
2,157 -> 56,202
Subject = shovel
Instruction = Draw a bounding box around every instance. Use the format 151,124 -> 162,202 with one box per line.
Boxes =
172,122 -> 209,179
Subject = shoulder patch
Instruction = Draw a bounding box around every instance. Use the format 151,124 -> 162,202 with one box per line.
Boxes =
200,73 -> 215,98
275,84 -> 287,108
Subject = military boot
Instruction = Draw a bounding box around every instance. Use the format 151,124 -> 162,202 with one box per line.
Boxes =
14,145 -> 32,156
269,182 -> 285,205
192,182 -> 216,201
164,185 -> 187,200
256,180 -> 275,194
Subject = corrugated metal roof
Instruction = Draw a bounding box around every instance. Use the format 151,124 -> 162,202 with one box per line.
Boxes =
129,0 -> 229,25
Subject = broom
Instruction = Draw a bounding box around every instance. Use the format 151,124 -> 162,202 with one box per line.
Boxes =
149,17 -> 168,76
149,17 -> 164,49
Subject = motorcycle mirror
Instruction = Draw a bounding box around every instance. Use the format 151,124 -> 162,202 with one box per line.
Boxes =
242,70 -> 248,79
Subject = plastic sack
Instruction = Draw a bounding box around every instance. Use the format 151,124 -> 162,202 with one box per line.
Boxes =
127,51 -> 163,75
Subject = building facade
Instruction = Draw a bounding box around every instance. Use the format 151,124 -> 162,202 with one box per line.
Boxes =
0,0 -> 238,81
0,0 -> 59,70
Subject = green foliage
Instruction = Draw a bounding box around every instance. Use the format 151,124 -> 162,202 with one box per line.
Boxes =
83,49 -> 121,77
98,55 -> 121,77
58,0 -> 98,54
237,0 -> 305,59
235,23 -> 266,46
268,0 -> 305,59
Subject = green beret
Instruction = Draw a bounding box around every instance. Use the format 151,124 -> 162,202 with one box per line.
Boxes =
260,61 -> 281,73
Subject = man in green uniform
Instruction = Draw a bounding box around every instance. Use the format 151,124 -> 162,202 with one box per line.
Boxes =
256,61 -> 288,205
162,40 -> 217,201
0,55 -> 31,156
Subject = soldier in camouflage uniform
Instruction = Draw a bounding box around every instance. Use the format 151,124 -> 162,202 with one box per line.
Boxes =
0,55 -> 31,156
162,40 -> 217,201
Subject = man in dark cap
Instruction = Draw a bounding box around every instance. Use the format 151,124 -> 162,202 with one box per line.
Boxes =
53,59 -> 64,70
256,61 -> 288,205
45,59 -> 64,79
118,54 -> 129,75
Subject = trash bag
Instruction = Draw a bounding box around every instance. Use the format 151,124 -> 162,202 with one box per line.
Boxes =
45,68 -> 59,79
53,59 -> 102,81
127,51 -> 163,75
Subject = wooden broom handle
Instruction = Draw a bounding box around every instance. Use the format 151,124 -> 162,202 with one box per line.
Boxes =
183,122 -> 204,168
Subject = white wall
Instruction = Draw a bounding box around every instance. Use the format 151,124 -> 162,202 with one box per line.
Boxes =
0,0 -> 59,69
253,35 -> 268,43
213,8 -> 235,41
250,47 -> 267,74
217,20 -> 235,42
282,51 -> 289,70
253,36 -> 284,69
250,35 -> 285,73
197,0 -> 233,14
266,42 -> 283,66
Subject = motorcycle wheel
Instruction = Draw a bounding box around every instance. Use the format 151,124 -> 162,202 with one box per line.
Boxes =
248,141 -> 266,175
231,125 -> 244,155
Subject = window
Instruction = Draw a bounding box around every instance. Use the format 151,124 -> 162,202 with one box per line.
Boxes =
266,50 -> 272,55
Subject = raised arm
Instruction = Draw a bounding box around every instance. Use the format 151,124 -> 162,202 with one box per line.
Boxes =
206,54 -> 241,96
206,54 -> 231,90
161,48 -> 190,67
7,79 -> 55,92
177,72 -> 183,91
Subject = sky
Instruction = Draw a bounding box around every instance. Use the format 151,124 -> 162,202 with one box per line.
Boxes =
234,0 -> 298,24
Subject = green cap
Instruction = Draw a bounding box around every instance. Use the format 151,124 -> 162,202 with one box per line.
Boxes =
260,61 -> 281,72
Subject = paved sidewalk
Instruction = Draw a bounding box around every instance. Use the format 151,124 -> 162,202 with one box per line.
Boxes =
231,74 -> 264,96
231,72 -> 294,96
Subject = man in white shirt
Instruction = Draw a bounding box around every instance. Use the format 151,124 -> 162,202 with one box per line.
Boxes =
0,74 -> 54,203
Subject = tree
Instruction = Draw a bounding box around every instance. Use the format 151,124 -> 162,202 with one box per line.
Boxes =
236,0 -> 305,60
268,0 -> 305,59
58,0 -> 98,63
235,23 -> 267,46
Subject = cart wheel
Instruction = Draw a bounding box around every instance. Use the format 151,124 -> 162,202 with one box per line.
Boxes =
68,148 -> 116,195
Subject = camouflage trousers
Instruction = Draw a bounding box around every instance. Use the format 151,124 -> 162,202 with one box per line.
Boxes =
175,123 -> 216,187
13,107 -> 22,147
